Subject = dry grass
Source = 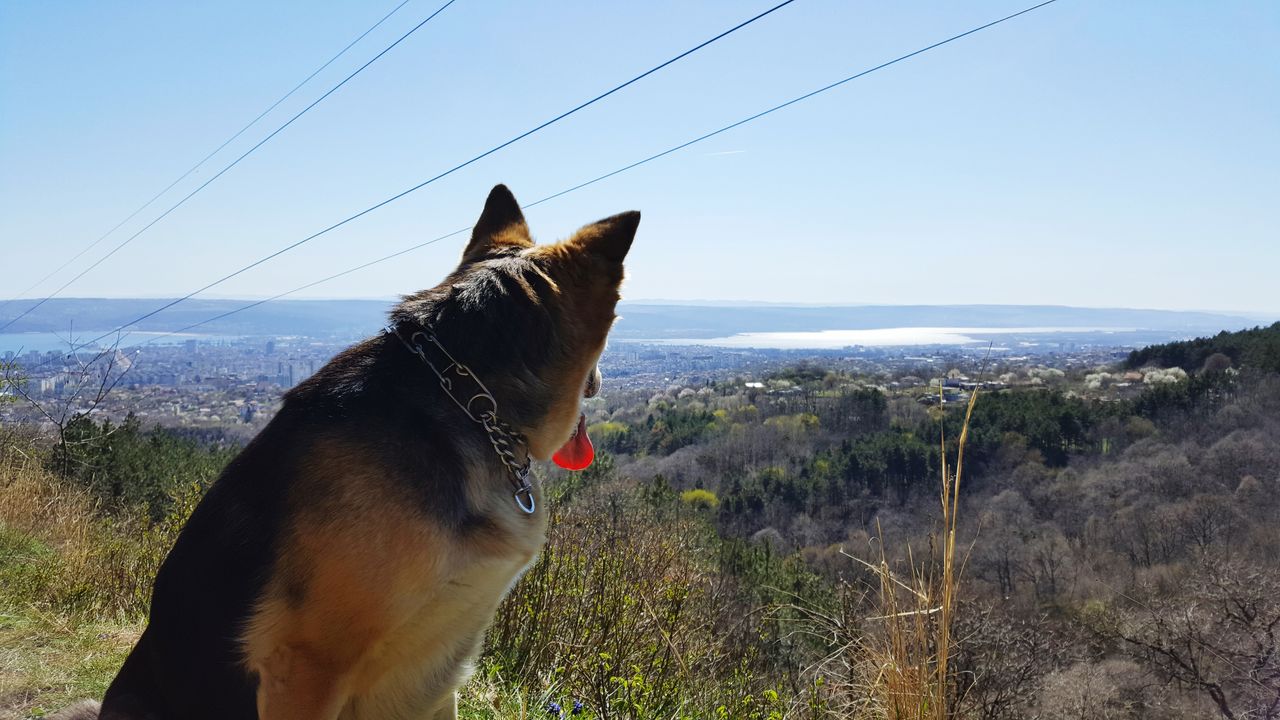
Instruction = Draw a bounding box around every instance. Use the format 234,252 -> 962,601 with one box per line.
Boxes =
0,608 -> 137,719
792,389 -> 978,719
0,434 -> 141,718
0,446 -> 96,571
869,388 -> 974,719
0,435 -> 179,621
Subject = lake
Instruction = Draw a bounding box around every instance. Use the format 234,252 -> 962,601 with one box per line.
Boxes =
0,331 -> 243,354
630,326 -> 1139,349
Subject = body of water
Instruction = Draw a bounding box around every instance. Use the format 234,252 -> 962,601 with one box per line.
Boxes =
629,326 -> 1139,349
0,331 -> 243,354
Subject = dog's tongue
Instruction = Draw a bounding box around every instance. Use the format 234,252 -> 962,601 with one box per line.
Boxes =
552,413 -> 594,471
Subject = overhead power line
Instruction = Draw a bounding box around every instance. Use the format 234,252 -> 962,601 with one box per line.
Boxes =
0,0 -> 460,333
12,0 -> 1059,375
526,0 -> 1063,208
25,0 -> 800,350
91,0 -> 1063,353
0,0 -> 419,316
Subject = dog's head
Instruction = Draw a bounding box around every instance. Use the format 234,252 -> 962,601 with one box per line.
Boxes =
393,184 -> 638,470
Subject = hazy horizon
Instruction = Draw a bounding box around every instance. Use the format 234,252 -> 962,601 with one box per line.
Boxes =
1,298 -> 1269,356
2,295 -> 1277,321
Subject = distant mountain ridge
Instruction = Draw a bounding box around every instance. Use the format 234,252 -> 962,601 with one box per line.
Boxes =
0,298 -> 1265,342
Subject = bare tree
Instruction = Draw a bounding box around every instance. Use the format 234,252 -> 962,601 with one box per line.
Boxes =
953,606 -> 1068,720
2,335 -> 132,481
1101,560 -> 1280,719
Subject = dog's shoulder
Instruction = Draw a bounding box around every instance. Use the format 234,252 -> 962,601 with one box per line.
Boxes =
284,334 -> 391,409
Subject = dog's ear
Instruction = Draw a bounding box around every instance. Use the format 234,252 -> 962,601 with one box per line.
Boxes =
569,211 -> 640,264
464,184 -> 532,262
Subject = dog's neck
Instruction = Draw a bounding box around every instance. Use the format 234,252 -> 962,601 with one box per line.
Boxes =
385,321 -> 537,514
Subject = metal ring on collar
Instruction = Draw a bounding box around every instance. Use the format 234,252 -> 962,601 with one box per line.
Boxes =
514,485 -> 536,514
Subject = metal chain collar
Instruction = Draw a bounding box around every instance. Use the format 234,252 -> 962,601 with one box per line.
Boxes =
386,323 -> 536,514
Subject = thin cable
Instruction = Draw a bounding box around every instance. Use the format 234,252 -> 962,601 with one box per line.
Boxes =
527,0 -> 1062,209
161,226 -> 474,338
72,0 -> 798,345
0,0 -> 459,333
14,0 -> 1059,371
0,0 -> 418,315
180,0 -> 1064,333
4,0 -> 790,337
42,0 -> 800,349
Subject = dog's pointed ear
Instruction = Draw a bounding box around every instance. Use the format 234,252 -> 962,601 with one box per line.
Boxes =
464,184 -> 532,262
570,211 -> 640,264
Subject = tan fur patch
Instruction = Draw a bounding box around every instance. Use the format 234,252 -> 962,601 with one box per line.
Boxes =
242,437 -> 547,716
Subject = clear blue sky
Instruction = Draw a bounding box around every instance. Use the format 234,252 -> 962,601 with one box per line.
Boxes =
1,1 -> 1277,314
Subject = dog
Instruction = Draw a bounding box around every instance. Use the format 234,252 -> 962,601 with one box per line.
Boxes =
55,185 -> 638,719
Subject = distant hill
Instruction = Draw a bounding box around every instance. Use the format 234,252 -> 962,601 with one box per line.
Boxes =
1126,321 -> 1280,373
0,298 -> 1267,345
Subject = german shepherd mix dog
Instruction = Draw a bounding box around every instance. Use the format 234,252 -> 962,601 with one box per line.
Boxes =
56,185 -> 638,720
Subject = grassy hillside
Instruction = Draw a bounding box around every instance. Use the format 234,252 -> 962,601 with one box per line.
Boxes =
4,344 -> 1280,717
0,415 -> 968,719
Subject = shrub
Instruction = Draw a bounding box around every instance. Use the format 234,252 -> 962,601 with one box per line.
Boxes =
487,490 -> 793,719
680,488 -> 719,510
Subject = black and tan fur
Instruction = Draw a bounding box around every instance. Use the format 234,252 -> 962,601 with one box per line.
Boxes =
62,185 -> 638,720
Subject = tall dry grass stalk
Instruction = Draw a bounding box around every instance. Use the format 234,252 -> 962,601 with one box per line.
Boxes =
824,384 -> 972,712
870,387 -> 977,719
803,387 -> 978,718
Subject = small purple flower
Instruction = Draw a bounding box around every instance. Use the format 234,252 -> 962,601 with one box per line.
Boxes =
547,700 -> 563,717
572,699 -> 585,715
